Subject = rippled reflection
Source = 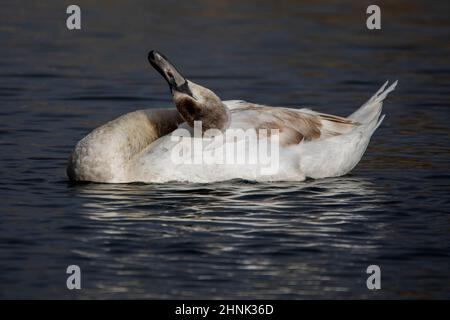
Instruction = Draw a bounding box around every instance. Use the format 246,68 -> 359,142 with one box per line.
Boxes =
62,178 -> 391,298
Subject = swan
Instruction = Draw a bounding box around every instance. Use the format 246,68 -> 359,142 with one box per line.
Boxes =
67,50 -> 397,183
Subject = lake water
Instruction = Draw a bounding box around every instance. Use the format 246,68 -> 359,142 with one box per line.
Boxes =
1,0 -> 449,299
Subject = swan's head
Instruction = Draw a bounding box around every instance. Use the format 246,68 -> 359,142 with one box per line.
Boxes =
148,50 -> 230,132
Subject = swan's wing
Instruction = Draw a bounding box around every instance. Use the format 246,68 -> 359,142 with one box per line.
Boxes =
223,100 -> 249,110
229,103 -> 358,146
300,109 -> 359,137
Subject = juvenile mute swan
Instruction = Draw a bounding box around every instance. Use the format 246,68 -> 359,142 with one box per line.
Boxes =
67,50 -> 397,183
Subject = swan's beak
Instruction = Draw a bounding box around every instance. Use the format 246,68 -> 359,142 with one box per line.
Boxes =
148,50 -> 193,97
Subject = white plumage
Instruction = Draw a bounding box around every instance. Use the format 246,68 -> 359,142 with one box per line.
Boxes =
67,80 -> 397,183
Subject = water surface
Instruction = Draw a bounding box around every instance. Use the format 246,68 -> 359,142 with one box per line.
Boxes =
0,0 -> 449,299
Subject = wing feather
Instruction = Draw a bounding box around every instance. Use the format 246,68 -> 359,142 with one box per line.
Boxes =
229,103 -> 358,146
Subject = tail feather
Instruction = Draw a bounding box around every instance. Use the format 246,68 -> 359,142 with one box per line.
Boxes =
374,114 -> 386,132
348,80 -> 398,125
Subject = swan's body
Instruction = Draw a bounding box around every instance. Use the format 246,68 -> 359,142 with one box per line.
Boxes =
67,51 -> 397,183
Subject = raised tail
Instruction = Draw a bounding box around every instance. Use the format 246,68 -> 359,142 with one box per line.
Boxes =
348,80 -> 398,130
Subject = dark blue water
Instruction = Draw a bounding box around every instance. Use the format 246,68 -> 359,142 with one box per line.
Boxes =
1,1 -> 449,299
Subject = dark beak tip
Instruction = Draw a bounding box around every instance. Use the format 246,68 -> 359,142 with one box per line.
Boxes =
147,50 -> 188,93
148,50 -> 156,62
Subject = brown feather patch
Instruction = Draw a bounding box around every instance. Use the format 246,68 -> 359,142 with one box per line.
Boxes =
233,104 -> 324,146
318,113 -> 356,125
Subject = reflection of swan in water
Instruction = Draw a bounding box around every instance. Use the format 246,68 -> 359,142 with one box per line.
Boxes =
72,177 -> 388,297
75,176 -> 385,227
67,50 -> 397,183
